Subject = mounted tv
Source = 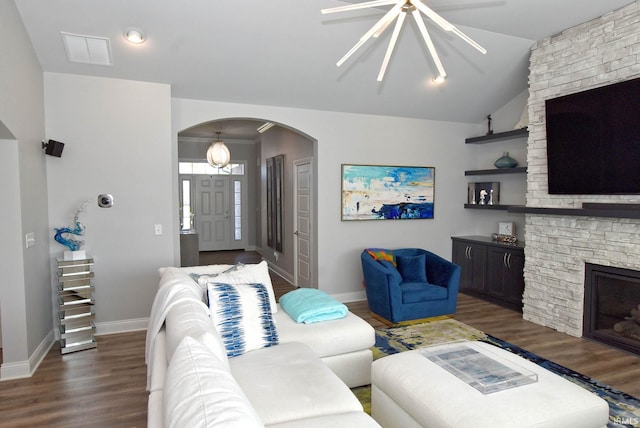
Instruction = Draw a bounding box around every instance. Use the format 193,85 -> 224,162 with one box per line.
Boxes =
545,77 -> 640,194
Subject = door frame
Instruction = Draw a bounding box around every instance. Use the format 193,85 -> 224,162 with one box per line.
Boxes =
178,160 -> 248,252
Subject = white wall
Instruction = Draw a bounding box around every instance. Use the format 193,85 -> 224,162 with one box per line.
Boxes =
44,73 -> 174,332
172,98 -> 483,300
0,0 -> 51,378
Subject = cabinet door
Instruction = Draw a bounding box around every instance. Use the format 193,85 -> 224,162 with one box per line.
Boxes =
452,241 -> 486,293
487,247 -> 524,309
504,250 -> 525,305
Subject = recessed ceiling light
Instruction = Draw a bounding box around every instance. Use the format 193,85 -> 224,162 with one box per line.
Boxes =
124,28 -> 145,44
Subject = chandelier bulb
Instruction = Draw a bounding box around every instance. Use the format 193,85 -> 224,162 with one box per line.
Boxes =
433,75 -> 446,84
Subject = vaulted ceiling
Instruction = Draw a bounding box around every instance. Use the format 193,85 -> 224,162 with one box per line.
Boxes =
15,0 -> 635,128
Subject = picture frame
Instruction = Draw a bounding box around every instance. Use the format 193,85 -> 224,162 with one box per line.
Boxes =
341,164 -> 435,221
467,182 -> 500,206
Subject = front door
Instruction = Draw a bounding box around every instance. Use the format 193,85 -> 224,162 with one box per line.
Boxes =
195,175 -> 230,251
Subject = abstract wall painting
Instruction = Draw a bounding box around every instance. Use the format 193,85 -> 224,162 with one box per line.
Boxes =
341,164 -> 435,221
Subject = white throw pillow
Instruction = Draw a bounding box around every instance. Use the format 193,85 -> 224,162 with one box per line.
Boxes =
199,261 -> 278,314
165,299 -> 230,371
207,282 -> 279,358
164,336 -> 263,428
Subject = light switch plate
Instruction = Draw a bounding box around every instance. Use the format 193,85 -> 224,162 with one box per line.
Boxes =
25,232 -> 35,248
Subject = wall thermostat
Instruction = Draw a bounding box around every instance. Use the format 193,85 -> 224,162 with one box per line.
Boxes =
98,194 -> 114,208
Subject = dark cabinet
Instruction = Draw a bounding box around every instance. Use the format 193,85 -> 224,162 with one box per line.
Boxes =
453,240 -> 486,294
452,236 -> 524,312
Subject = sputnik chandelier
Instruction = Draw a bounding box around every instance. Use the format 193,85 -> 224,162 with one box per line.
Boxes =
321,0 -> 487,82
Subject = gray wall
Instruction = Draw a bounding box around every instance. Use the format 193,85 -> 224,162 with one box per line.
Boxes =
0,0 -> 50,377
259,126 -> 314,281
44,72 -> 174,332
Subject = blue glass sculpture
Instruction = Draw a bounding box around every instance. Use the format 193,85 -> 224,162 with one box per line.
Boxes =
54,201 -> 89,251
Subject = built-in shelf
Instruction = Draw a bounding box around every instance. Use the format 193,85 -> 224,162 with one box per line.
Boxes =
508,205 -> 640,219
465,166 -> 527,176
464,204 -> 519,211
464,128 -> 529,211
465,128 -> 529,144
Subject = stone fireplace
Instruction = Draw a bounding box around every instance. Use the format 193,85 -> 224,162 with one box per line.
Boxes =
520,1 -> 640,340
583,263 -> 640,355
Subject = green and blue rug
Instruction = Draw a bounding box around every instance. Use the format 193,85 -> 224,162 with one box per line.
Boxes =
353,318 -> 640,428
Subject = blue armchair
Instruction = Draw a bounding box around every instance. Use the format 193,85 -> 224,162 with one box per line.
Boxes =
361,248 -> 461,324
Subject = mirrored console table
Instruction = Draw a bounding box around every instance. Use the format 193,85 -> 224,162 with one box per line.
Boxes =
57,257 -> 97,354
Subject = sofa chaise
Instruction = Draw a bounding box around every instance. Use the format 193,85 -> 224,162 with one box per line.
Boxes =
146,262 -> 379,427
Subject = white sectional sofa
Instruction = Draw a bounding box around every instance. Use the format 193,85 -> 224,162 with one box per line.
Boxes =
146,262 -> 379,428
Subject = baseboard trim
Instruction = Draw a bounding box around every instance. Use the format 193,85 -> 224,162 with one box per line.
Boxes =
1,329 -> 55,380
331,290 -> 366,303
95,318 -> 149,336
266,263 -> 295,285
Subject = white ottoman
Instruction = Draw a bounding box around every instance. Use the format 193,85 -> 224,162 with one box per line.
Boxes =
372,341 -> 609,428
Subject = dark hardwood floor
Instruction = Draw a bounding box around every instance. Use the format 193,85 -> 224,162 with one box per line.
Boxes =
0,250 -> 637,426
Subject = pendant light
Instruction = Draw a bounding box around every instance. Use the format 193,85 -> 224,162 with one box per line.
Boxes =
206,131 -> 230,168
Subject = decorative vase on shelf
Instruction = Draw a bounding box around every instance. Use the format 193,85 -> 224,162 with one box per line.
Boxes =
494,152 -> 518,169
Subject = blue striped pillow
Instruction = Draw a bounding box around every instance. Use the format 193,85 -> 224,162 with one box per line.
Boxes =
206,282 -> 279,357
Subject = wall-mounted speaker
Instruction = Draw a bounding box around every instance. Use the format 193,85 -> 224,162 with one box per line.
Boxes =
42,139 -> 65,157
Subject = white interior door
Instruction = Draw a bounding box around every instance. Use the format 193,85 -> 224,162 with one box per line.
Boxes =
294,158 -> 313,288
195,176 -> 230,251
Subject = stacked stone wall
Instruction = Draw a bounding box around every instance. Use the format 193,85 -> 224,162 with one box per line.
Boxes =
523,1 -> 640,336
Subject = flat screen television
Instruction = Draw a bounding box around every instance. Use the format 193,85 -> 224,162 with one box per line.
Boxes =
545,77 -> 640,194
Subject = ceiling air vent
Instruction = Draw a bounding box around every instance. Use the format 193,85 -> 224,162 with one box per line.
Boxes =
61,32 -> 112,66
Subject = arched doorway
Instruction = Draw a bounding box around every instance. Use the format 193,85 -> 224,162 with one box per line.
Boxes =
177,118 -> 317,288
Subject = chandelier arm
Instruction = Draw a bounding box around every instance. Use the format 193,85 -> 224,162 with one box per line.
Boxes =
451,27 -> 487,54
336,2 -> 404,67
411,0 -> 454,31
321,0 -> 398,15
377,10 -> 407,81
374,14 -> 396,37
360,2 -> 404,41
411,9 -> 446,78
337,39 -> 368,66
412,0 -> 486,54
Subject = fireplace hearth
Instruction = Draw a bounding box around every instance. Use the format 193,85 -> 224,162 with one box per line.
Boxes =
584,263 -> 640,356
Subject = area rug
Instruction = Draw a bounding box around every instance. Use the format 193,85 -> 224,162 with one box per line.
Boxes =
352,318 -> 640,428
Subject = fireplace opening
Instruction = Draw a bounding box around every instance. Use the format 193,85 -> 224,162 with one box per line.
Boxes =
584,263 -> 640,356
